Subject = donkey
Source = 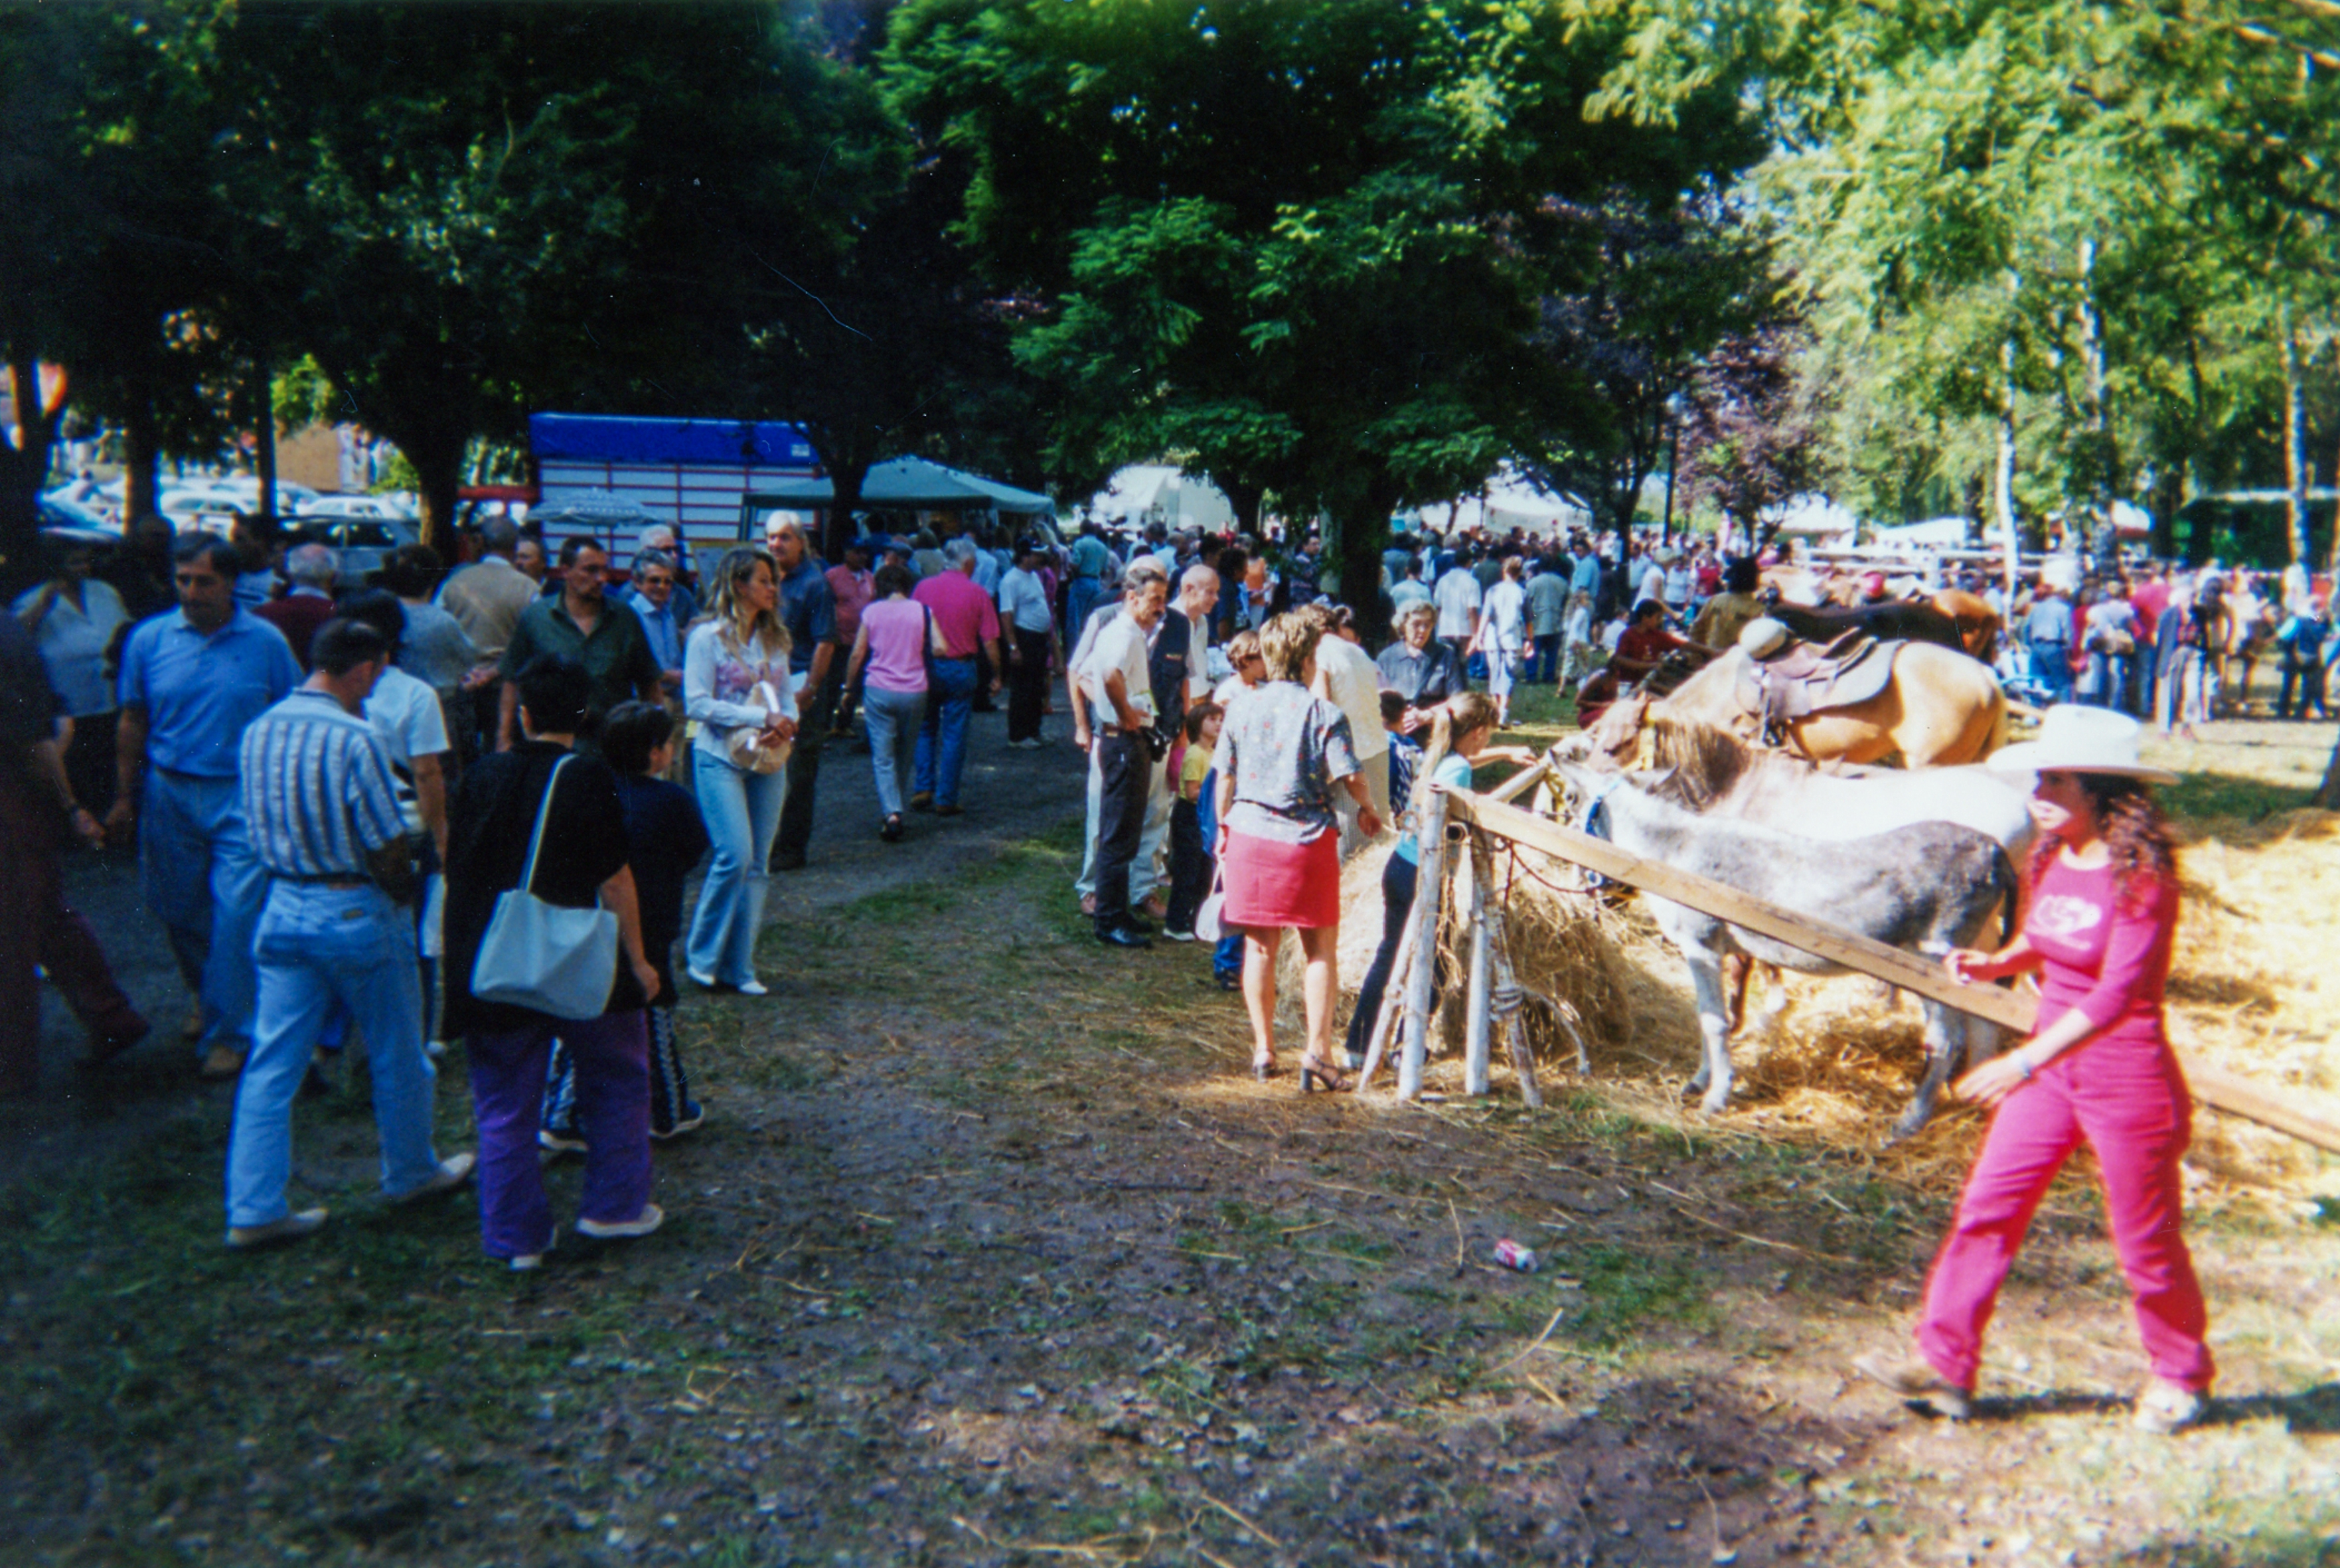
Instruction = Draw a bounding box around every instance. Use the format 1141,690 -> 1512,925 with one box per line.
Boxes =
1549,759 -> 2018,1140
1621,720 -> 2035,1055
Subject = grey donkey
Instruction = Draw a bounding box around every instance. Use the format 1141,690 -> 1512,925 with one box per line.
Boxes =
1550,761 -> 2017,1140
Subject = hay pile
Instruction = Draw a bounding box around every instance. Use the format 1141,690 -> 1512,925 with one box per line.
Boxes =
1267,833 -> 1634,1077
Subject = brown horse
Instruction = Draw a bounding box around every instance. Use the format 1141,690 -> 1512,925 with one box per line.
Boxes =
1585,640 -> 2008,768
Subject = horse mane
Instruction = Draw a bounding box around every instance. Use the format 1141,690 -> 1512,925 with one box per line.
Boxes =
1641,718 -> 1761,810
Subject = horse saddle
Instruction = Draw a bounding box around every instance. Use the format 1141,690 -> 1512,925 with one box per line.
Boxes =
1736,629 -> 1901,740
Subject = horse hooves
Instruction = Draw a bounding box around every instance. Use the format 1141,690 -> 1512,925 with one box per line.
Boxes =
1698,1093 -> 1731,1118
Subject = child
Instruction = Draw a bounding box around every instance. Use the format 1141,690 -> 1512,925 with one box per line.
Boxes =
1381,688 -> 1423,817
542,702 -> 712,1148
1163,701 -> 1222,940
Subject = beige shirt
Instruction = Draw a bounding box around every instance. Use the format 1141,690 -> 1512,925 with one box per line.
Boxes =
436,556 -> 540,661
1312,634 -> 1387,761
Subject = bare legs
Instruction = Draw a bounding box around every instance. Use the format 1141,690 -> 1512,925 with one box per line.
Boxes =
1239,922 -> 1342,1082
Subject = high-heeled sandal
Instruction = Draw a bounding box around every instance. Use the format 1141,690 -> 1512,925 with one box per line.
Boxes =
1298,1055 -> 1350,1093
1250,1056 -> 1277,1082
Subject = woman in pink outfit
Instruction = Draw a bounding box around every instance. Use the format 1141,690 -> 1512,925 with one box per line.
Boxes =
1858,706 -> 2211,1435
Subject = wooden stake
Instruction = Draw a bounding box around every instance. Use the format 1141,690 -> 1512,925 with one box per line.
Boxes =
1464,840 -> 1493,1097
1352,914 -> 1417,1091
1397,791 -> 1448,1101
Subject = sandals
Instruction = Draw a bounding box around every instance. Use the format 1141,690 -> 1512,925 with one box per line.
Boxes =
1298,1055 -> 1351,1094
880,813 -> 904,842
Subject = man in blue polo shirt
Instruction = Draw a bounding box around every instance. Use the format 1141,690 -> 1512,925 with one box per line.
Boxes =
763,514 -> 838,871
106,535 -> 302,1078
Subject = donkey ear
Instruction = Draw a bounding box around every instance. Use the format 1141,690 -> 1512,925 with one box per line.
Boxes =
1628,766 -> 1677,791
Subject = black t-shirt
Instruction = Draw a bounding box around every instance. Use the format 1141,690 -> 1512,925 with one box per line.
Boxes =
441,740 -> 640,1036
613,771 -> 708,1000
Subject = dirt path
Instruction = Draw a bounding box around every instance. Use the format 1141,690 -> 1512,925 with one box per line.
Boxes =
4,705 -> 2336,1565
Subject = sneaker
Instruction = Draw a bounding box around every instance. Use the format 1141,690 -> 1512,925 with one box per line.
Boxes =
538,1128 -> 589,1156
2134,1381 -> 2205,1435
199,1044 -> 246,1081
1853,1352 -> 1971,1421
228,1208 -> 328,1249
652,1103 -> 706,1141
1162,927 -> 1196,943
510,1228 -> 558,1272
578,1204 -> 664,1241
389,1152 -> 477,1206
686,967 -> 719,990
735,979 -> 769,997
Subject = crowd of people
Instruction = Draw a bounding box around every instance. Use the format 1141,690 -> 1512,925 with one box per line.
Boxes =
0,493 -> 2299,1375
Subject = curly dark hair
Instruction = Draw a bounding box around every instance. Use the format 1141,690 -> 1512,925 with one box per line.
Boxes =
2025,773 -> 2178,915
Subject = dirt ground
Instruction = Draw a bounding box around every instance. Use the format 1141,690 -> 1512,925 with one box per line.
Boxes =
1,701 -> 2335,1566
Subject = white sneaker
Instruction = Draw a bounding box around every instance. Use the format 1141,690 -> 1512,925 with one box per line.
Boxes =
2134,1381 -> 2205,1435
578,1204 -> 664,1241
510,1227 -> 558,1271
228,1208 -> 328,1249
734,979 -> 769,997
686,968 -> 718,989
389,1152 -> 477,1206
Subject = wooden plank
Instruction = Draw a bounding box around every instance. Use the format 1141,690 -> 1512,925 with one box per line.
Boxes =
1442,787 -> 2036,1034
1486,763 -> 1546,806
1443,787 -> 2340,1155
1463,849 -> 1492,1097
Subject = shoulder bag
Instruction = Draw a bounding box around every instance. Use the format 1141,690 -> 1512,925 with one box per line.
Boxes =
471,754 -> 621,1020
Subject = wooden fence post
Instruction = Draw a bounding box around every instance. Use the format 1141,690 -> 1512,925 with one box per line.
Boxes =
1397,791 -> 1448,1101
1463,837 -> 1492,1097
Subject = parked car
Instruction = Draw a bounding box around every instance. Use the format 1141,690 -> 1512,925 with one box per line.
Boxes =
297,494 -> 418,522
275,514 -> 420,583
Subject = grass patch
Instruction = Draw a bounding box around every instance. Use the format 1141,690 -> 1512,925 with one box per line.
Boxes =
2162,768 -> 2317,823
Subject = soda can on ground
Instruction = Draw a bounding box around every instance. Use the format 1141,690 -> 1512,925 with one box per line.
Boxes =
1493,1239 -> 1538,1273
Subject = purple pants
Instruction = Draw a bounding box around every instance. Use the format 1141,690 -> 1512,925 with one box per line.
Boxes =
466,1010 -> 653,1261
1916,1036 -> 2213,1393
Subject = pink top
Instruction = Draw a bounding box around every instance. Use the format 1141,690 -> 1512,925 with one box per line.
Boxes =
860,597 -> 929,694
2027,854 -> 2177,1053
911,570 -> 1001,660
826,564 -> 874,643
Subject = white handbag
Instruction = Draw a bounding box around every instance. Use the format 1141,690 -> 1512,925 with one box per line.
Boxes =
1192,869 -> 1227,943
722,679 -> 793,774
470,755 -> 620,1020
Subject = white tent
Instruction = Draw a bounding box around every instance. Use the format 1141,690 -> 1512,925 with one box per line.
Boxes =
1769,493 -> 1860,538
1413,468 -> 1589,535
1869,516 -> 1976,550
1088,465 -> 1235,533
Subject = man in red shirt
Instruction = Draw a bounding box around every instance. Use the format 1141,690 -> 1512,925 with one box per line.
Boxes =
909,540 -> 1005,815
823,538 -> 874,742
255,544 -> 341,670
1610,597 -> 1710,681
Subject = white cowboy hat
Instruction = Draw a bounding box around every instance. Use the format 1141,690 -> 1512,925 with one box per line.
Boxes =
1986,704 -> 2178,784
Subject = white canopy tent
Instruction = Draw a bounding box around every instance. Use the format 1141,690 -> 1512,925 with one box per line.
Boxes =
1087,465 -> 1236,534
1410,468 -> 1590,535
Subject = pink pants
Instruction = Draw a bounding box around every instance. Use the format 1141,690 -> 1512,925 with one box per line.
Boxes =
1916,1036 -> 2213,1393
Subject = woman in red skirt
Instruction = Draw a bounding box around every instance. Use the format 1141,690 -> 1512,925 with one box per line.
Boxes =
1858,706 -> 2211,1434
1213,613 -> 1383,1088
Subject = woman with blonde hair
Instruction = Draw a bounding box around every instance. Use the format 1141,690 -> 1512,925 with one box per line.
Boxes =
1341,693 -> 1532,1069
682,546 -> 797,994
1213,612 -> 1383,1087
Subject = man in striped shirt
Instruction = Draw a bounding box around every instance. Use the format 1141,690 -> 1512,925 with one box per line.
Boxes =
224,619 -> 473,1249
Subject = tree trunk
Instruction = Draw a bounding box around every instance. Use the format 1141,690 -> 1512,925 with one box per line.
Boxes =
404,426 -> 465,557
1214,473 -> 1265,537
1330,499 -> 1391,642
820,459 -> 870,562
251,354 -> 279,528
122,383 -> 161,526
2281,309 -> 2311,567
0,354 -> 60,592
1994,334 -> 2020,595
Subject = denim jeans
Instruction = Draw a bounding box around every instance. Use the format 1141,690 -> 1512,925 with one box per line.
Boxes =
141,769 -> 269,1054
915,656 -> 978,807
467,1009 -> 651,1261
1531,633 -> 1562,684
226,882 -> 440,1227
2027,641 -> 2074,705
686,747 -> 787,987
862,686 -> 925,818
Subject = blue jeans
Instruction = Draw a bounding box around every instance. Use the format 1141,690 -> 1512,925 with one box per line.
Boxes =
226,882 -> 440,1227
1531,633 -> 1562,684
1065,578 -> 1103,641
915,657 -> 978,807
862,686 -> 925,818
2027,641 -> 2074,705
141,769 -> 269,1054
686,747 -> 787,987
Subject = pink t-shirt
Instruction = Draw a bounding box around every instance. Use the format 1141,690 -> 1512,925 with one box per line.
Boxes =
911,570 -> 1001,660
860,597 -> 929,694
2026,854 -> 2177,1053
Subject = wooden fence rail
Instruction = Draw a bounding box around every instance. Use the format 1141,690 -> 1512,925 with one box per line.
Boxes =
1439,783 -> 2340,1155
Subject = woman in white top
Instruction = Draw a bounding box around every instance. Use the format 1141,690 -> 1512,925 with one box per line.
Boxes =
15,536 -> 130,814
682,547 -> 797,994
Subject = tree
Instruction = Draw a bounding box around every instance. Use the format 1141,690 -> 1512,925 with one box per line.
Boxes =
1518,191 -> 1790,539
884,0 -> 1760,615
1679,324 -> 1829,548
213,1 -> 880,550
